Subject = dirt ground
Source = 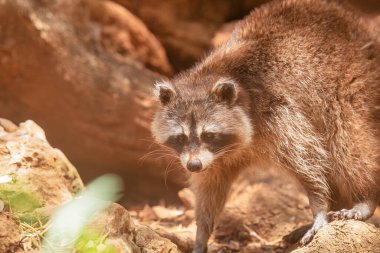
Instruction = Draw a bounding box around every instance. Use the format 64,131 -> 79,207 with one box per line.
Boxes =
127,167 -> 380,253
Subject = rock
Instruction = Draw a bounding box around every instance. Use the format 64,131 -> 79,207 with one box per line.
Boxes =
0,0 -> 184,201
0,119 -> 83,207
0,118 -> 18,133
0,119 -> 180,253
139,205 -> 158,221
88,203 -> 180,253
291,220 -> 380,253
134,223 -> 180,253
151,223 -> 196,253
87,203 -> 140,253
151,206 -> 184,220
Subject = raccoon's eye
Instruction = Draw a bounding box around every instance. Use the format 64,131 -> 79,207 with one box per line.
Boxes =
176,134 -> 188,145
201,132 -> 216,143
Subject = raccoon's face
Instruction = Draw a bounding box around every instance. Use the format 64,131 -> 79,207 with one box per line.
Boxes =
151,76 -> 253,173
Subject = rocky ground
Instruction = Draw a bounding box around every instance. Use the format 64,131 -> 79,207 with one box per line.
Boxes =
0,0 -> 380,252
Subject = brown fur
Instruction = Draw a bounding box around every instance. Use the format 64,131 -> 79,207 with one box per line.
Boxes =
151,0 -> 380,252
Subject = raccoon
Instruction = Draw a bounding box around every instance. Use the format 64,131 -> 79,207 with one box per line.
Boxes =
151,0 -> 380,252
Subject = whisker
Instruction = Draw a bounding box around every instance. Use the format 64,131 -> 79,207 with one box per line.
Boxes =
215,143 -> 241,154
139,145 -> 176,159
164,158 -> 180,188
139,150 -> 176,164
138,138 -> 160,150
155,154 -> 179,160
138,137 -> 156,144
215,143 -> 245,158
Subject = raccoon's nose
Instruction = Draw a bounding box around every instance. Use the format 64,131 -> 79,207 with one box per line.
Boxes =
186,159 -> 202,172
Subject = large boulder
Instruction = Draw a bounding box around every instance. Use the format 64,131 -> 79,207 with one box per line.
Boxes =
0,0 -> 183,201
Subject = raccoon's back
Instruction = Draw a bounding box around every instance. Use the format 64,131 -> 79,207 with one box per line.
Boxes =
233,0 -> 380,115
235,0 -> 373,43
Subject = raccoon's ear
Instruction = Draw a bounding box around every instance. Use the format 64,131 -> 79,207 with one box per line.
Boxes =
154,81 -> 176,105
211,79 -> 238,104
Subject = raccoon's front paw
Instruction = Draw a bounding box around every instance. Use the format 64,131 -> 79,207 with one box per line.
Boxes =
300,213 -> 328,245
328,209 -> 364,221
328,202 -> 376,221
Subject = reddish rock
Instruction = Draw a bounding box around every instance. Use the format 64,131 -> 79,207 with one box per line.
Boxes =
0,0 -> 184,201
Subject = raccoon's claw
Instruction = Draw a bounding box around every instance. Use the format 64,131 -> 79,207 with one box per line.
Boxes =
328,209 -> 364,221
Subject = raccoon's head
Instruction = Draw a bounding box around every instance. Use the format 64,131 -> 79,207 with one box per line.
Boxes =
151,75 -> 253,173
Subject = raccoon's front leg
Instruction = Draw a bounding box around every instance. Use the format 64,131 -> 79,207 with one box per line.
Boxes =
300,193 -> 329,245
191,167 -> 240,253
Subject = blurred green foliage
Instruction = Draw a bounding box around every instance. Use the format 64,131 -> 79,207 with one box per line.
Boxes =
0,178 -> 47,225
75,228 -> 118,253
